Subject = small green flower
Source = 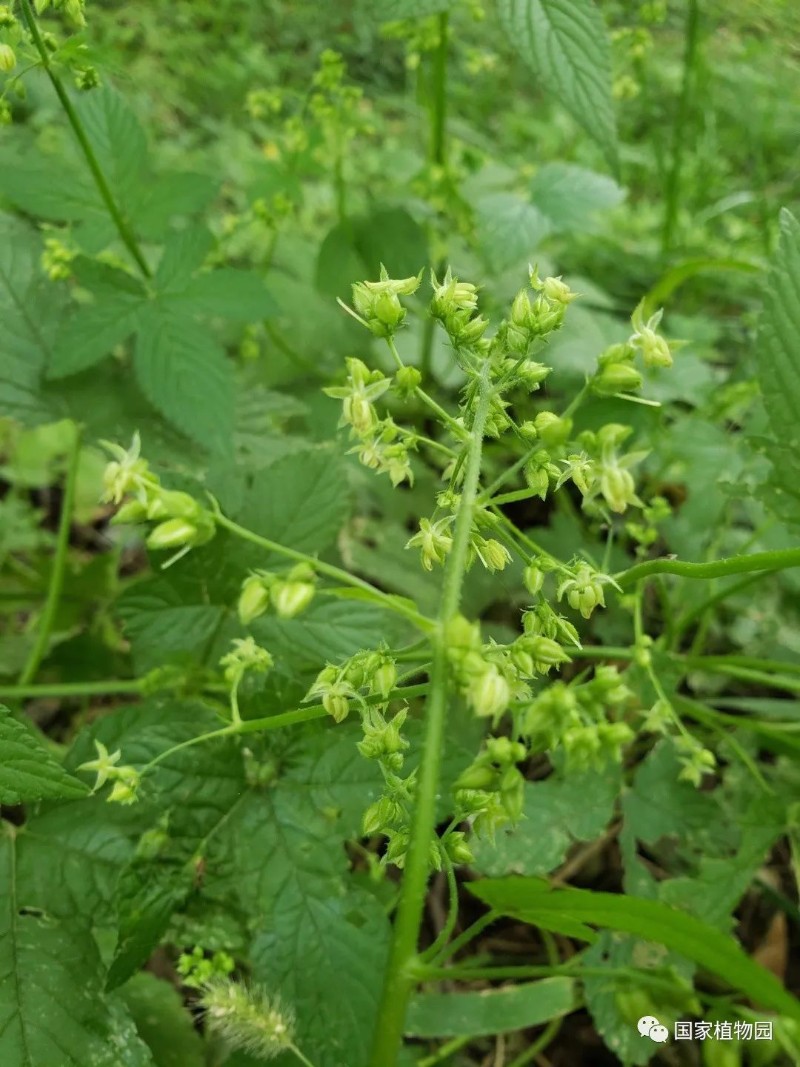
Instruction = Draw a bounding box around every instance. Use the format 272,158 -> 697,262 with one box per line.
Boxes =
78,740 -> 121,790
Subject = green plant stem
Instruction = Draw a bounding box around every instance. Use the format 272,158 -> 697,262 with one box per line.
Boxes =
418,1036 -> 472,1067
19,0 -> 151,279
661,0 -> 700,256
370,366 -> 492,1066
213,512 -> 433,633
419,14 -> 449,380
671,571 -> 765,643
507,1017 -> 563,1067
18,425 -> 82,687
386,336 -> 468,440
289,1043 -> 317,1067
615,548 -> 800,588
141,684 -> 430,775
430,909 -> 498,966
0,679 -> 145,700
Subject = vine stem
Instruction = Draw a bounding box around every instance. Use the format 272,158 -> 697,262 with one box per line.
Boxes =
18,424 -> 82,687
0,679 -> 145,699
212,512 -> 433,633
369,365 -> 492,1066
661,0 -> 700,256
18,0 -> 152,279
615,547 -> 800,588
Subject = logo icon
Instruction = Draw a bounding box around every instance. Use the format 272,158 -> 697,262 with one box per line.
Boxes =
638,1016 -> 669,1044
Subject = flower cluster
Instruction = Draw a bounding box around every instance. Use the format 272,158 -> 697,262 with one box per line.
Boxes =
219,638 -> 274,686
237,564 -> 317,624
78,740 -> 142,805
591,300 -> 674,398
101,434 -> 216,566
305,647 -> 398,723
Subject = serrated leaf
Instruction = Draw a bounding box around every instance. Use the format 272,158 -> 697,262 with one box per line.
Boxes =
496,0 -> 617,165
134,305 -> 235,453
0,826 -> 154,1067
74,88 -> 148,211
251,599 -> 411,671
469,879 -> 800,1021
757,209 -> 800,444
0,706 -> 89,805
472,763 -> 621,876
106,865 -> 194,990
252,891 -> 390,1067
48,266 -> 147,379
14,799 -> 134,924
407,978 -> 576,1038
116,578 -> 227,675
236,448 -> 350,556
155,226 -> 215,291
0,149 -> 100,224
0,215 -> 62,425
530,162 -> 625,231
475,193 -> 552,271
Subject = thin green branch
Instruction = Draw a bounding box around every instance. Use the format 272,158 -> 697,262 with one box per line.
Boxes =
18,0 -> 152,278
615,548 -> 800,588
213,511 -> 433,633
0,679 -> 145,700
370,365 -> 492,1066
18,424 -> 82,686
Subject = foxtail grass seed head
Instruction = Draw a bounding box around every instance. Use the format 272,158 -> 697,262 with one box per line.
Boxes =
199,979 -> 295,1061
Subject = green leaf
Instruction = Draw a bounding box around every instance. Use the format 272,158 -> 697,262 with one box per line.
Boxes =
472,763 -> 621,876
0,825 -> 154,1067
74,88 -> 148,212
0,706 -> 89,805
252,891 -> 390,1067
0,148 -> 101,225
170,269 -> 276,321
116,577 -> 227,675
132,171 -> 218,239
475,193 -> 552,271
757,209 -> 800,444
154,227 -> 215,291
407,978 -> 576,1038
134,305 -> 235,453
530,163 -> 625,231
496,0 -> 617,166
119,974 -> 205,1067
106,865 -> 194,990
14,799 -> 134,924
235,448 -> 350,556
369,0 -> 457,19
469,879 -> 800,1020
0,215 -> 61,425
48,264 -> 147,379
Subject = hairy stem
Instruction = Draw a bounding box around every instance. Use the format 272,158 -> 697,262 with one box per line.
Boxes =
615,548 -> 800,588
213,512 -> 433,632
370,366 -> 492,1065
18,424 -> 82,686
19,0 -> 151,278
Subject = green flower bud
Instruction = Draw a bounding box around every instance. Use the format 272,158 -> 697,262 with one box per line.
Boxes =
271,578 -> 315,619
0,43 -> 16,73
534,411 -> 572,448
475,537 -> 511,573
374,290 -> 405,328
238,575 -> 271,625
0,6 -> 16,28
455,763 -> 496,791
599,465 -> 638,513
111,499 -> 148,525
468,666 -> 511,719
523,564 -> 545,597
521,635 -> 570,667
443,830 -> 474,866
147,517 -> 197,551
371,659 -> 397,699
394,365 -> 422,397
591,362 -> 643,397
146,489 -> 200,521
